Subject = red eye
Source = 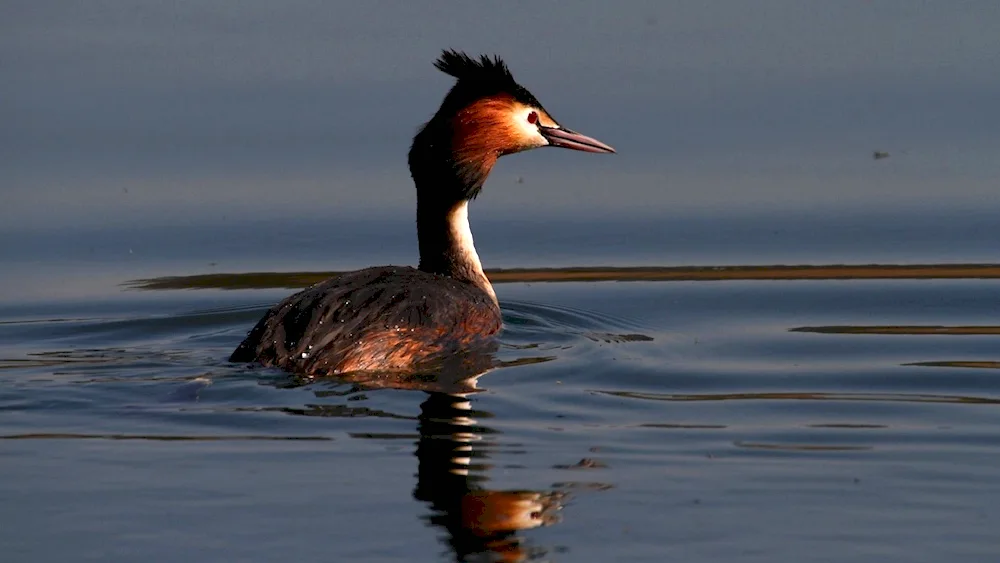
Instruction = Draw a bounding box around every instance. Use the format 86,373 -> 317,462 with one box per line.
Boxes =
527,111 -> 538,124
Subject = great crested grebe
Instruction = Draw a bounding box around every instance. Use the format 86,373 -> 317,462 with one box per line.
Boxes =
230,50 -> 614,375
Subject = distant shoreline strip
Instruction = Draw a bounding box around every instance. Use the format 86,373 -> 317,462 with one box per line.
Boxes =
127,264 -> 1000,290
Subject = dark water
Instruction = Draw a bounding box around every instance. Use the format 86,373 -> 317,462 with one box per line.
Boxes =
5,2 -> 1000,561
2,213 -> 999,562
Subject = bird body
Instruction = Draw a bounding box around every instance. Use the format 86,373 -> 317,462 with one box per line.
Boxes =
230,265 -> 500,375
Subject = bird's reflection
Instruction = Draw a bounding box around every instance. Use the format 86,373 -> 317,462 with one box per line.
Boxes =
414,391 -> 564,562
273,353 -> 566,562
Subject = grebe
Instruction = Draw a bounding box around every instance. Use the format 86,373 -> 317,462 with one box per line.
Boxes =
230,50 -> 614,375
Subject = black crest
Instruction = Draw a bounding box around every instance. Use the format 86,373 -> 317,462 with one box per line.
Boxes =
434,50 -> 516,84
431,49 -> 542,109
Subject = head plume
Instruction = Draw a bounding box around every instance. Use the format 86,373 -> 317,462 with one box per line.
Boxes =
433,50 -> 516,85
430,49 -> 542,110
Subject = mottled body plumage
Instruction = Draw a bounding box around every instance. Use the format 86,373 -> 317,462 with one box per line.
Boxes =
230,266 -> 500,374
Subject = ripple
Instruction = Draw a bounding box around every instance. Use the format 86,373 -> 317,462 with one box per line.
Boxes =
733,441 -> 871,452
792,325 -> 1000,335
0,432 -> 331,441
591,390 -> 1000,405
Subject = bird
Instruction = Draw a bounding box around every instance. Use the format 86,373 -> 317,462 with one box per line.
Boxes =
229,50 -> 614,376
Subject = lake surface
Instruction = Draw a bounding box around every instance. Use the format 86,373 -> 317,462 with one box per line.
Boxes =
3,212 -> 999,562
3,2 -> 1000,562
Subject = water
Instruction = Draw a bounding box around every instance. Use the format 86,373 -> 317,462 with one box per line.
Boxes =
4,2 -> 1000,561
3,212 -> 999,561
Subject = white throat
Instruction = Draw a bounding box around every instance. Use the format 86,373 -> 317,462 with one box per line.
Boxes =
448,201 -> 496,303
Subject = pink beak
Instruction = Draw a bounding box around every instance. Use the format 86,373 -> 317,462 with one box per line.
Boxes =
540,125 -> 616,153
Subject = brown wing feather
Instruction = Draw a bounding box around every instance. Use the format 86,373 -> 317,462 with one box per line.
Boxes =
230,266 -> 502,375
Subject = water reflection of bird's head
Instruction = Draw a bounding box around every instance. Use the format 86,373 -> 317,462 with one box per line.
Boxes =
414,392 -> 564,562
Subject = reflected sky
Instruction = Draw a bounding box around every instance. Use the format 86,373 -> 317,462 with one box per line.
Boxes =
3,1 -> 1000,229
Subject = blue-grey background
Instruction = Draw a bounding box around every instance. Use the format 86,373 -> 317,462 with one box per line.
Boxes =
4,1 -> 998,232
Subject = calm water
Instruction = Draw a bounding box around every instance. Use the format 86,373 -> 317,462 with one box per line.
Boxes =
3,213 -> 999,562
4,2 -> 1000,562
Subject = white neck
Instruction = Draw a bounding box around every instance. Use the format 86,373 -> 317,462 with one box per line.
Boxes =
417,199 -> 497,304
446,201 -> 496,303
